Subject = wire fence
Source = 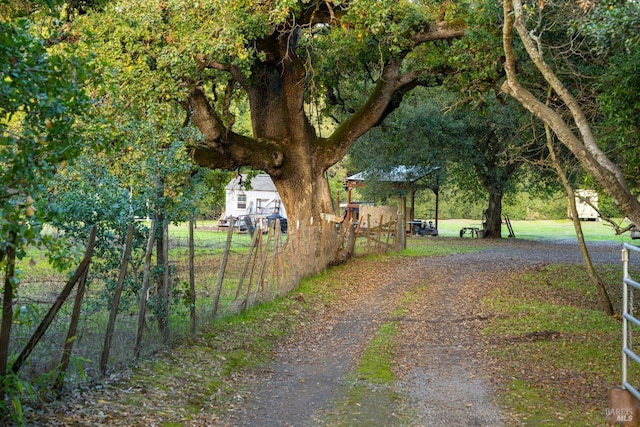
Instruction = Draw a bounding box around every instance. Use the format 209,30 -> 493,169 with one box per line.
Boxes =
7,212 -> 402,390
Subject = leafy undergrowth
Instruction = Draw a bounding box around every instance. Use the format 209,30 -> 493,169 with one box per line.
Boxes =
480,263 -> 627,426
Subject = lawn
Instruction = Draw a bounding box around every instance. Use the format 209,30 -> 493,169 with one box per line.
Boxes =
436,218 -> 635,243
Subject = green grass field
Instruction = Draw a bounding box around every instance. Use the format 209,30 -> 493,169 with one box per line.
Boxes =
170,217 -> 637,244
436,218 -> 635,243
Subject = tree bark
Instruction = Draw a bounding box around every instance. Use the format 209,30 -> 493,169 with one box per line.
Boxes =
502,0 -> 640,227
484,191 -> 503,238
0,231 -> 17,402
545,126 -> 614,315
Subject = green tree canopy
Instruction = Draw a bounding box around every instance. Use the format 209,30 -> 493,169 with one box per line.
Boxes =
502,0 -> 640,226
71,0 -> 467,233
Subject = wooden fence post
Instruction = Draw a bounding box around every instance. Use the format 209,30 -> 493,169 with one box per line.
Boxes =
134,219 -> 156,359
234,225 -> 260,301
240,232 -> 262,313
55,225 -> 98,390
256,225 -> 275,303
273,220 -> 282,294
53,260 -> 91,392
378,214 -> 384,253
189,218 -> 196,334
398,198 -> 406,250
11,226 -> 97,375
160,220 -> 169,345
212,222 -> 234,319
100,224 -> 134,376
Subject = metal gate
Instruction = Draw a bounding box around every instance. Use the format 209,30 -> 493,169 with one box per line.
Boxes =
622,242 -> 640,399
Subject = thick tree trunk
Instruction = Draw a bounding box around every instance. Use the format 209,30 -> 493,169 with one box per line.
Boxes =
272,168 -> 334,227
484,191 -> 503,238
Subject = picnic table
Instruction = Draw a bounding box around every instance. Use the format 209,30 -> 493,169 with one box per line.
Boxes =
459,226 -> 482,238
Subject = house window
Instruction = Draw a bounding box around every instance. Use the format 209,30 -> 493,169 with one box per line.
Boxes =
237,194 -> 247,209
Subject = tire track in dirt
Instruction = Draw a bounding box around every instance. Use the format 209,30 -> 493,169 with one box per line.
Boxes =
221,259 -> 419,426
392,257 -> 508,426
392,240 -> 621,426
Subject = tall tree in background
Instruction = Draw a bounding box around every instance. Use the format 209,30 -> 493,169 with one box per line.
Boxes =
461,98 -> 534,237
348,89 -> 534,238
75,0 -> 467,246
346,87 -> 453,202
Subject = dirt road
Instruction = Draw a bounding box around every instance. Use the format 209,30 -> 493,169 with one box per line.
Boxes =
218,239 -> 621,426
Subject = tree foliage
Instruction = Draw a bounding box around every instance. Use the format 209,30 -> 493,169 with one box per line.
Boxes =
348,86 -> 539,236
70,0 -> 468,229
0,5 -> 99,414
1,17 -> 95,263
577,0 -> 640,194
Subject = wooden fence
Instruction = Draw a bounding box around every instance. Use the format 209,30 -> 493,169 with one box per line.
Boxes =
7,212 -> 403,390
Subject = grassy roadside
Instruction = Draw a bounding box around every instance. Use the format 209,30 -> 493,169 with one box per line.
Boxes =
479,263 -> 630,425
322,322 -> 403,427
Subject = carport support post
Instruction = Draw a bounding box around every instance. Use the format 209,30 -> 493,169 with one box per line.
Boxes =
606,387 -> 640,426
434,181 -> 439,231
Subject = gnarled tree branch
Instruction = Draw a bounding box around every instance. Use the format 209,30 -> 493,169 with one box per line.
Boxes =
501,0 -> 640,226
188,86 -> 284,173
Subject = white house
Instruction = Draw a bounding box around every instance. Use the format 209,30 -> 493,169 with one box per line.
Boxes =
223,174 -> 286,220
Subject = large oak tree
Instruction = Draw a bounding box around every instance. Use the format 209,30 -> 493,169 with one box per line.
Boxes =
78,0 -> 466,235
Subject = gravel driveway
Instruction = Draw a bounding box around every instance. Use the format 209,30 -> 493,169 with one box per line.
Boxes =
219,238 -> 623,426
